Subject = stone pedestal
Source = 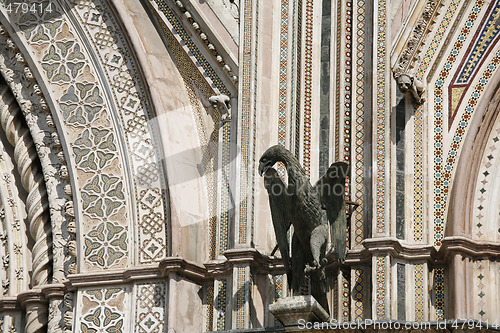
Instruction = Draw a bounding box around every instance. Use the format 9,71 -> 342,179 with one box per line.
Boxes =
269,295 -> 329,329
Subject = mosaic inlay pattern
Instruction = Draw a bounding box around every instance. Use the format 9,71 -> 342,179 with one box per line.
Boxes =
473,124 -> 500,240
434,267 -> 445,320
353,267 -> 364,320
72,0 -> 170,264
278,0 -> 289,149
448,0 -> 500,127
302,0 -> 313,176
274,275 -> 284,326
417,0 -> 462,80
433,0 -> 488,246
475,261 -> 487,319
353,0 -> 366,246
376,0 -> 387,234
238,0 -> 257,246
341,272 -> 350,321
235,267 -> 247,328
376,257 -> 386,318
205,282 -> 215,332
79,288 -> 128,333
415,264 -> 425,321
414,104 -> 424,242
343,0 -> 353,167
216,279 -> 228,331
134,282 -> 166,333
1,0 -> 131,269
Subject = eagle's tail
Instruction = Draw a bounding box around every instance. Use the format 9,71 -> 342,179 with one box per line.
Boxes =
310,267 -> 329,314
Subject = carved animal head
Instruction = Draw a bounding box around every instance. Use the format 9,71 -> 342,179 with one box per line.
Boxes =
258,145 -> 290,176
396,74 -> 413,92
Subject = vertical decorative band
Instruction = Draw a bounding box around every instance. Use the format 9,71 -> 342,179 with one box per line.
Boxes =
216,279 -> 228,330
335,0 -> 342,162
353,0 -> 366,246
235,266 -> 247,329
415,264 -> 425,321
238,0 -> 255,245
434,267 -> 445,320
293,0 -> 303,156
332,273 -> 339,318
375,0 -> 387,234
319,0 -> 331,177
302,0 -> 314,176
341,271 -> 350,321
344,0 -> 353,166
414,104 -> 423,242
273,275 -> 284,326
432,0 -> 483,246
375,256 -> 386,318
206,282 -> 215,331
353,267 -> 364,320
278,0 -> 289,149
135,282 -> 166,333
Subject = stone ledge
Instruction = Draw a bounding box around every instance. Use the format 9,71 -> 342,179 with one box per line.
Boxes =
269,296 -> 329,328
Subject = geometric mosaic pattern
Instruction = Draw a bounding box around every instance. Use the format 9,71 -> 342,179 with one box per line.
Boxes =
434,267 -> 445,320
448,0 -> 500,128
353,0 -> 366,247
375,257 -> 386,319
302,0 -> 314,177
6,0 -> 130,270
135,282 -> 166,333
474,124 -> 500,241
238,0 -> 257,247
235,266 -> 248,329
376,0 -> 388,235
71,0 -> 168,264
216,279 -> 228,331
352,267 -> 364,320
433,0 -> 490,246
415,264 -> 425,321
78,288 -> 128,333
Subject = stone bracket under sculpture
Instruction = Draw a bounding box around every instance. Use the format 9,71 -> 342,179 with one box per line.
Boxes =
393,71 -> 426,106
259,145 -> 350,314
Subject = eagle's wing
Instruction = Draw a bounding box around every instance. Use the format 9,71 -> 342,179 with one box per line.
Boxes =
263,168 -> 292,275
313,162 -> 349,261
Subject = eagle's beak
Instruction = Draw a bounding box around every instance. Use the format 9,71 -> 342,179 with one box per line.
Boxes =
258,161 -> 269,176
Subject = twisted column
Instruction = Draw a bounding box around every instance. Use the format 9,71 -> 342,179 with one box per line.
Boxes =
0,85 -> 52,332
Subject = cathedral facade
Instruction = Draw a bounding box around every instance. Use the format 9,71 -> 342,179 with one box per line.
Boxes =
0,0 -> 498,332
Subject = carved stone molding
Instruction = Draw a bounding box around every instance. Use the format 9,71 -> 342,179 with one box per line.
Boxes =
148,0 -> 238,88
171,0 -> 238,83
393,0 -> 444,75
0,22 -> 73,333
343,236 -> 500,265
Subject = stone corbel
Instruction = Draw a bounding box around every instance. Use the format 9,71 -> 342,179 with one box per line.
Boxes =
393,70 -> 426,106
209,94 -> 232,123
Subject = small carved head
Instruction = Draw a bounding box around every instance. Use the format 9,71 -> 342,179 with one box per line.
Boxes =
396,74 -> 413,93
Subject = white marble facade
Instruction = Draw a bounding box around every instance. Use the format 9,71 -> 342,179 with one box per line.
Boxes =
0,0 -> 498,332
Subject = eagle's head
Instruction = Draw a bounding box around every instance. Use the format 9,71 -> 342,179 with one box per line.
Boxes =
258,145 -> 289,176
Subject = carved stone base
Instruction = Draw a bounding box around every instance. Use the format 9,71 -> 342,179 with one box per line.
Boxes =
269,295 -> 329,329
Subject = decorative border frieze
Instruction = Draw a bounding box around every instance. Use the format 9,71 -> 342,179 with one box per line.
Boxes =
166,0 -> 238,84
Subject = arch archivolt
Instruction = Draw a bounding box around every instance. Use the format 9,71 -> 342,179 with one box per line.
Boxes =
0,0 -> 169,271
0,0 -> 171,331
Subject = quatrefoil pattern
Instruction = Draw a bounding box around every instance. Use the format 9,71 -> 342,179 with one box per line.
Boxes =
12,0 -> 131,270
85,222 -> 127,267
79,288 -> 126,333
73,128 -> 117,171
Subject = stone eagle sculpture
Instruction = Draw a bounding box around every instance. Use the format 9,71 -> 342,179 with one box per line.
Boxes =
258,145 -> 349,313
